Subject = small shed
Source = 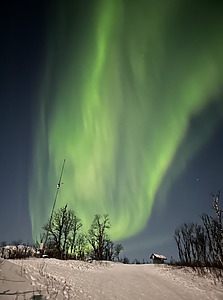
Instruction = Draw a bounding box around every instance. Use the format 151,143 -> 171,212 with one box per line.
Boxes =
150,253 -> 167,264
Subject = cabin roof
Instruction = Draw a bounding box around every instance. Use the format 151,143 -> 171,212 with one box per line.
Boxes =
150,253 -> 167,260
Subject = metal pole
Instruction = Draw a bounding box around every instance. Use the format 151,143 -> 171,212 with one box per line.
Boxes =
44,159 -> 66,248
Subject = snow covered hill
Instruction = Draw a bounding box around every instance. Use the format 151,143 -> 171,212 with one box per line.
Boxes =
1,258 -> 223,299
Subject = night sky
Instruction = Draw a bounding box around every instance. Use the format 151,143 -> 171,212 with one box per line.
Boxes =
1,0 -> 223,261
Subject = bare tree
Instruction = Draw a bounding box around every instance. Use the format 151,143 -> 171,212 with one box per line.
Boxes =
174,223 -> 194,264
121,256 -> 129,264
201,192 -> 223,267
174,191 -> 223,268
114,244 -> 124,261
88,214 -> 111,260
42,205 -> 82,259
104,239 -> 114,261
69,214 -> 82,255
76,233 -> 87,260
174,227 -> 183,262
193,224 -> 207,265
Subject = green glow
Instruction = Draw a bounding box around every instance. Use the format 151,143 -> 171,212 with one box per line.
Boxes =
29,1 -> 223,241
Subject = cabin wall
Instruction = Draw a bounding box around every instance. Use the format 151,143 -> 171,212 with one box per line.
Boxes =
152,259 -> 164,264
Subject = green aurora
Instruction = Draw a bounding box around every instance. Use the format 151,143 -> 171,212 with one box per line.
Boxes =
29,0 -> 223,241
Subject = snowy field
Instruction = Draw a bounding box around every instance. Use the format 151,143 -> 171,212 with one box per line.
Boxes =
0,258 -> 223,299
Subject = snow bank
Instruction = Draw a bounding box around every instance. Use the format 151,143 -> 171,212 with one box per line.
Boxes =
7,259 -> 223,299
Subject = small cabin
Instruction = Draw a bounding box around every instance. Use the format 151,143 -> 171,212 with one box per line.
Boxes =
150,253 -> 167,264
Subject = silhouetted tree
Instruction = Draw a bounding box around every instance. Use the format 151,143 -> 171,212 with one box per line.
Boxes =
174,191 -> 223,268
132,258 -> 141,264
43,205 -> 82,259
114,244 -> 124,261
88,214 -> 111,260
121,256 -> 129,264
104,239 -> 114,261
76,233 -> 87,260
69,215 -> 82,255
11,239 -> 23,246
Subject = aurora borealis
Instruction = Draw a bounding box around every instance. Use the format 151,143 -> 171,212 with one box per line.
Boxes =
28,0 -> 223,242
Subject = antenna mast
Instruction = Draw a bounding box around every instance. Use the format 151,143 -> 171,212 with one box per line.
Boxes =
44,159 -> 66,247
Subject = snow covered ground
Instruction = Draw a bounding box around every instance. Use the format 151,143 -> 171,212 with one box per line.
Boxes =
0,258 -> 223,299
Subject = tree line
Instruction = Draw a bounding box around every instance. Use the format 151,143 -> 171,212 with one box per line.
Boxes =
38,205 -> 124,261
174,192 -> 223,268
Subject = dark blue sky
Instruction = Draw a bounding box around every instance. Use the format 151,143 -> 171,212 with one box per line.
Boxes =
0,0 -> 223,261
0,0 -> 47,244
